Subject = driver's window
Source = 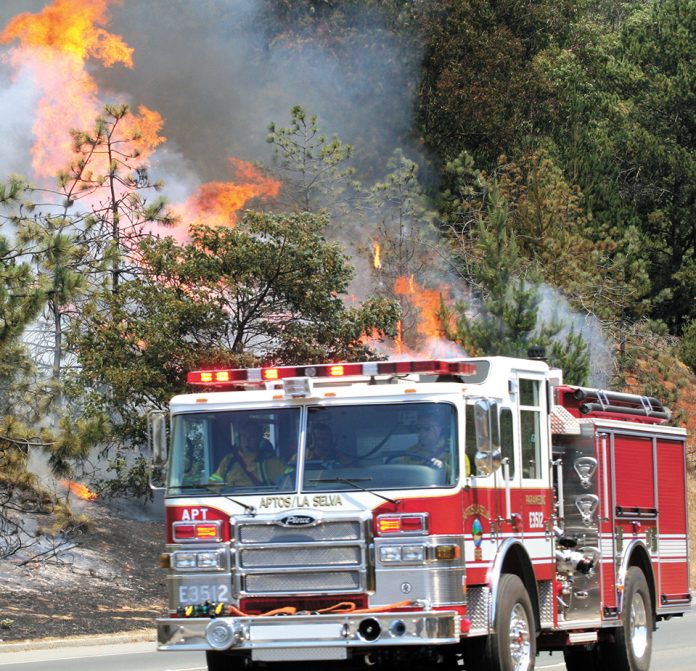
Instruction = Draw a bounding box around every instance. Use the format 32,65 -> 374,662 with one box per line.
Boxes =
500,407 -> 515,479
465,405 -> 477,475
519,379 -> 542,480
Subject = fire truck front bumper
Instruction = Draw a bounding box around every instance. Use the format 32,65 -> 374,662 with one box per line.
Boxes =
157,610 -> 460,660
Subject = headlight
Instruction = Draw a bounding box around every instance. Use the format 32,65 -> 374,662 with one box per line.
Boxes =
172,550 -> 223,570
196,551 -> 222,568
173,552 -> 197,569
380,546 -> 402,562
379,544 -> 426,563
401,545 -> 425,562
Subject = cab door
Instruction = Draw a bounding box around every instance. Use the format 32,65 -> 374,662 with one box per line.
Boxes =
514,375 -> 554,581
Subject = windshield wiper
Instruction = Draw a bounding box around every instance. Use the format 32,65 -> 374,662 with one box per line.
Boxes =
206,484 -> 257,515
310,477 -> 399,505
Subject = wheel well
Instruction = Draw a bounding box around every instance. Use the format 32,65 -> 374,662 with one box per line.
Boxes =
627,545 -> 657,618
500,543 -> 540,630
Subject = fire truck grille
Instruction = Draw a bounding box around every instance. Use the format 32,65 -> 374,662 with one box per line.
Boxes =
239,521 -> 361,543
245,571 -> 362,594
240,545 -> 361,568
234,518 -> 367,596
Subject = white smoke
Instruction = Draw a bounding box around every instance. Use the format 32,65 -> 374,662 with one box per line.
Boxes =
537,284 -> 613,388
0,66 -> 39,176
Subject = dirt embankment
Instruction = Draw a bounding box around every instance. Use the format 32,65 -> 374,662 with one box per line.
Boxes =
0,501 -> 166,643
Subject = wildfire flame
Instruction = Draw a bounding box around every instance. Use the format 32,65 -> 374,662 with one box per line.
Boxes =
61,480 -> 98,501
1,0 -> 135,178
372,242 -> 382,270
393,274 -> 455,354
174,157 -> 281,234
120,104 -> 167,158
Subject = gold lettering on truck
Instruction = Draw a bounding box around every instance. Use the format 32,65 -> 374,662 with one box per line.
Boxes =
259,494 -> 344,509
525,495 -> 546,505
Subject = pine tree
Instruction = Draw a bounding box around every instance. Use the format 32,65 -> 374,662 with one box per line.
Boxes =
445,184 -> 589,384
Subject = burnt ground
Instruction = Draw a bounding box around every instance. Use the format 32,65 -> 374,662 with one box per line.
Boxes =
0,498 -> 167,643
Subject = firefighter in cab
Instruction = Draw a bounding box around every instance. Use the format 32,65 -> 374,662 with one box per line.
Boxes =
209,421 -> 284,487
398,408 -> 470,476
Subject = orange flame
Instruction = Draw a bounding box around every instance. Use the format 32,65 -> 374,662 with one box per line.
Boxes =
395,320 -> 404,354
1,0 -> 133,177
61,480 -> 97,501
372,242 -> 382,269
121,105 -> 167,157
174,158 -> 281,233
393,275 -> 454,350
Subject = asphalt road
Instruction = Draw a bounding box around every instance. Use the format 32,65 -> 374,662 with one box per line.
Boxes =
1,609 -> 694,671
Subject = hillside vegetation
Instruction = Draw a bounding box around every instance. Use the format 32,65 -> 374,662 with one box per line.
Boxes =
0,0 -> 694,542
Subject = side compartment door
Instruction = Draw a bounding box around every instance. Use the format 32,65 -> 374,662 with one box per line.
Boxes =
656,437 -> 690,608
612,431 -> 657,610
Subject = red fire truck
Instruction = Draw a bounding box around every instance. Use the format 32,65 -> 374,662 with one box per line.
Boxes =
151,356 -> 690,671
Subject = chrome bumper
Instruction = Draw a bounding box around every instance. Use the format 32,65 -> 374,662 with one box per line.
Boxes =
157,610 -> 460,660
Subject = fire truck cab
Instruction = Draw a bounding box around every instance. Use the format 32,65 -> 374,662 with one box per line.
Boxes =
153,356 -> 690,671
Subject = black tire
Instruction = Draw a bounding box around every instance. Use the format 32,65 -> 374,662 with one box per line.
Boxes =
563,644 -> 601,671
206,650 -> 234,671
599,567 -> 653,671
462,635 -> 487,669
483,574 -> 537,671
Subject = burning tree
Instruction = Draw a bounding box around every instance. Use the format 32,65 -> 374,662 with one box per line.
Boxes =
364,149 -> 451,353
0,103 -> 176,518
66,103 -> 172,293
6,105 -> 174,419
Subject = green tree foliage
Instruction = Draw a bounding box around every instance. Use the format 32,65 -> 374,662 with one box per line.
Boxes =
441,151 -> 651,326
444,185 -> 589,384
533,1 -> 696,333
74,210 -> 400,447
0,178 -> 60,546
416,0 -> 579,166
615,0 -> 696,330
266,105 -> 356,212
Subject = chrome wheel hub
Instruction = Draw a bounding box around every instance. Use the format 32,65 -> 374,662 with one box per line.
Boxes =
508,603 -> 532,671
630,591 -> 648,659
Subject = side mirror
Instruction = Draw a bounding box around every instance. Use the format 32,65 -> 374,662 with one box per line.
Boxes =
474,399 -> 502,476
148,411 -> 168,490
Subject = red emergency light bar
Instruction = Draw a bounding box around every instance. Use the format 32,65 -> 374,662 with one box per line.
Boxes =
187,359 -> 482,387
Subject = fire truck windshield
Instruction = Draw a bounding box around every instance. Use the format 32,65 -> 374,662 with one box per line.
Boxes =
168,408 -> 301,494
302,403 -> 458,490
166,402 -> 459,494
